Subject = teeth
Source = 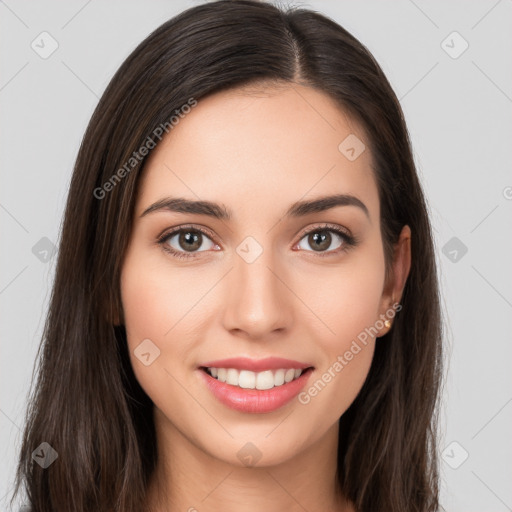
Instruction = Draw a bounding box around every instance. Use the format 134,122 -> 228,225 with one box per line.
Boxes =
274,369 -> 285,386
226,368 -> 239,386
256,370 -> 274,390
206,367 -> 306,389
239,370 -> 256,389
284,369 -> 295,383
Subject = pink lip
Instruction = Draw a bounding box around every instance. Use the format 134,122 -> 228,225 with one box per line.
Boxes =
197,366 -> 314,414
200,357 -> 313,372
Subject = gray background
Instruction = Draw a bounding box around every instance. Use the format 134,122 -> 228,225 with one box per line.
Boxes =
1,0 -> 511,510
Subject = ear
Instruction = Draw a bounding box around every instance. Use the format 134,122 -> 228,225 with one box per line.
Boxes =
376,224 -> 411,336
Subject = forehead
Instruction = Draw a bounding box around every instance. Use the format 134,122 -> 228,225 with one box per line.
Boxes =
136,83 -> 378,224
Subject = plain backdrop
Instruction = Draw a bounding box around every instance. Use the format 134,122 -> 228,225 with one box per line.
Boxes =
1,1 -> 511,510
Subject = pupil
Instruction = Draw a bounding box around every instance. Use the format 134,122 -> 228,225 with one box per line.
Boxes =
310,231 -> 331,251
180,231 -> 201,251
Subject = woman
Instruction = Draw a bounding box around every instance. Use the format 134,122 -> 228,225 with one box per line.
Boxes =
11,1 -> 444,510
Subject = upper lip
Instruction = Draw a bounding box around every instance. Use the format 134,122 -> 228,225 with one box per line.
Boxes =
199,357 -> 314,372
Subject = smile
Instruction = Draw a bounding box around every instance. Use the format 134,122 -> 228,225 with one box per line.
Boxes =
204,367 -> 305,390
197,357 -> 315,414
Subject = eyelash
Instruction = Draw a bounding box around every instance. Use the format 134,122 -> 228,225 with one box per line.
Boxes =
156,223 -> 359,261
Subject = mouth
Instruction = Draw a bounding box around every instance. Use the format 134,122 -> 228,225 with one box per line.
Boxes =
200,366 -> 311,390
197,358 -> 315,414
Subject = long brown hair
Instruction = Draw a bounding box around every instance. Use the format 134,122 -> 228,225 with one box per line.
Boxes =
11,1 -> 444,510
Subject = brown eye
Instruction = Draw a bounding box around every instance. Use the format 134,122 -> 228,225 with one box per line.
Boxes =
307,231 -> 332,251
178,231 -> 202,252
296,228 -> 348,253
163,229 -> 217,254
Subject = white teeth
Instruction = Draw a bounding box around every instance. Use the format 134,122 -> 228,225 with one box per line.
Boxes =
217,368 -> 227,383
284,369 -> 295,383
274,369 -> 285,386
226,368 -> 239,386
238,370 -> 256,389
206,367 -> 306,389
256,370 -> 274,390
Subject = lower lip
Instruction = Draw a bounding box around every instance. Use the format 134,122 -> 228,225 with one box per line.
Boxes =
198,367 -> 314,414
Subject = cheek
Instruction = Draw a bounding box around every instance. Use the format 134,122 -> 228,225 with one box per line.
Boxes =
120,249 -> 189,407
120,245 -> 202,343
301,243 -> 386,349
298,274 -> 380,421
119,245 -> 179,381
120,266 -> 169,343
295,245 -> 385,413
120,246 -> 212,385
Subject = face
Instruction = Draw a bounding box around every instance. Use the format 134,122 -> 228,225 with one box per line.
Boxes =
120,83 -> 404,467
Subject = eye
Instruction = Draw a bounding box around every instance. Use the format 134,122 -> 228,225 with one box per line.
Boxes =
157,225 -> 219,260
157,223 -> 358,261
295,224 -> 357,256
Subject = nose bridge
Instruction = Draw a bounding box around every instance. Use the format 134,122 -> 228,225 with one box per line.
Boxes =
222,236 -> 291,337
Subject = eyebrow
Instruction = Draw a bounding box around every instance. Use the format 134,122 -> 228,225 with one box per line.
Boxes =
140,193 -> 370,221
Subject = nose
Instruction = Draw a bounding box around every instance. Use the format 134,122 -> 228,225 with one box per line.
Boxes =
221,245 -> 293,340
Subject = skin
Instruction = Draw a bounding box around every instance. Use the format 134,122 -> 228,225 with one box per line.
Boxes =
119,83 -> 411,512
